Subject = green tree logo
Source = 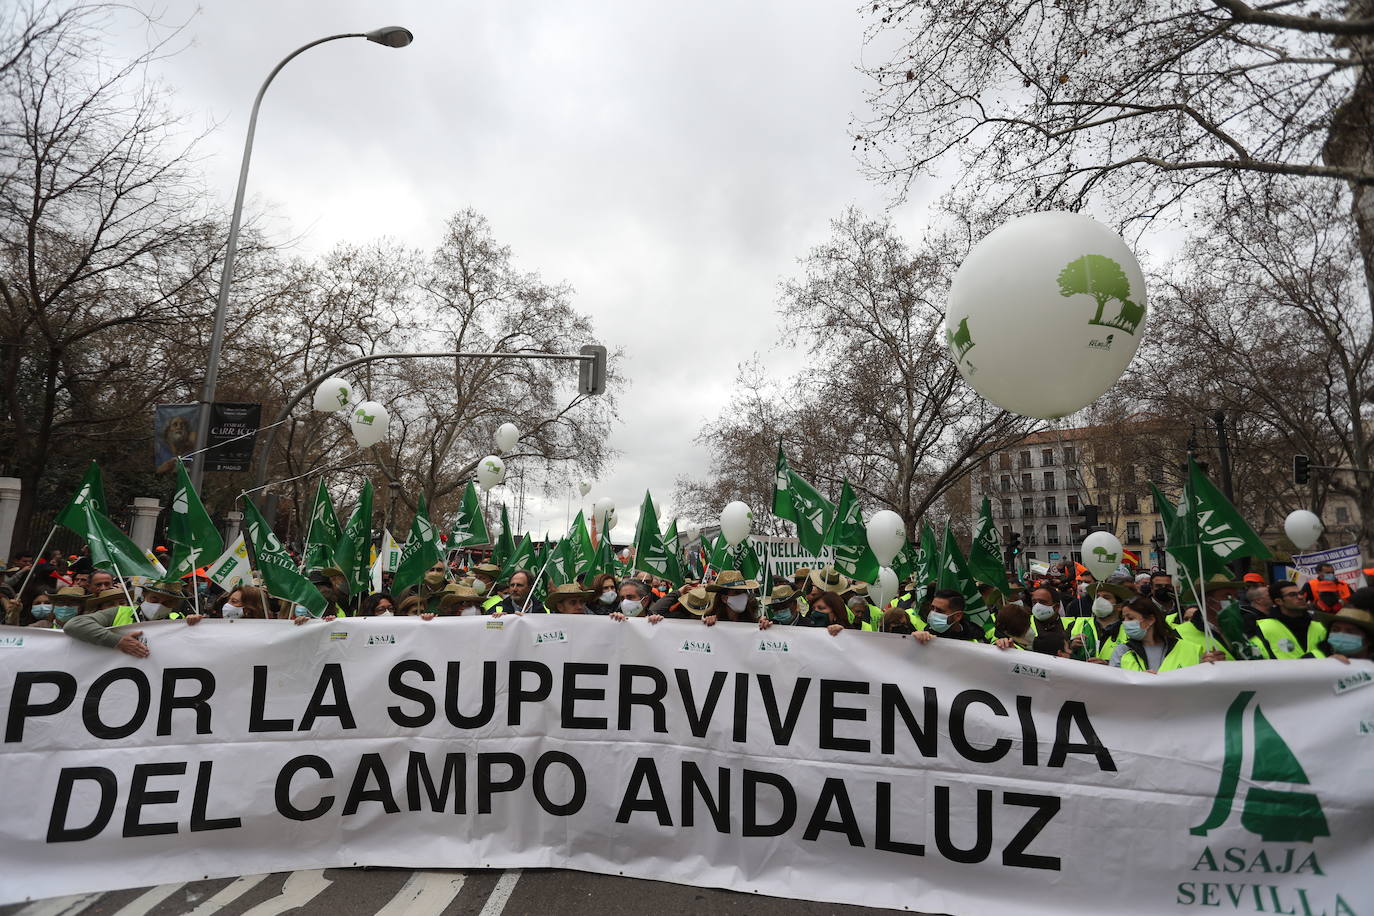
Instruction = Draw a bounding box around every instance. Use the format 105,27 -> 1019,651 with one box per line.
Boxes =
1191,691 -> 1329,843
1057,254 -> 1146,334
946,316 -> 975,361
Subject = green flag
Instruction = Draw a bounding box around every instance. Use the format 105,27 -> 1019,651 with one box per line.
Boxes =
64,502 -> 161,581
826,480 -> 880,583
333,481 -> 374,598
631,492 -> 678,582
771,445 -> 837,555
393,493 -> 441,595
550,537 -> 578,585
660,518 -> 685,586
502,533 -> 534,581
727,538 -> 762,582
451,481 -> 490,548
1166,458 -> 1270,585
582,534 -> 616,582
55,461 -> 108,532
571,511 -> 596,571
937,523 -> 993,636
167,462 -> 225,579
244,500 -> 327,617
967,497 -> 1009,592
494,504 -> 516,569
892,537 -> 915,589
302,480 -> 343,571
706,534 -> 730,573
914,521 -> 939,591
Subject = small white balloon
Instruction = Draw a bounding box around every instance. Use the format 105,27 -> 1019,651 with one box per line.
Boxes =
594,497 -> 616,531
947,212 -> 1147,419
494,422 -> 519,453
865,510 -> 906,568
476,455 -> 505,492
720,501 -> 753,547
871,566 -> 899,610
1081,530 -> 1125,581
312,377 -> 352,412
1284,510 -> 1323,551
349,401 -> 389,447
579,480 -> 592,496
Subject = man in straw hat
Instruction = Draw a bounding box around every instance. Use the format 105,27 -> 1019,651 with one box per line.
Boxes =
545,583 -> 595,615
1315,586 -> 1374,662
757,582 -> 824,628
63,580 -> 191,657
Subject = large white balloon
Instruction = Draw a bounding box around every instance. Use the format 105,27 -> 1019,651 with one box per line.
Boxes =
578,480 -> 592,497
946,212 -> 1147,419
720,501 -> 753,547
349,401 -> 389,447
494,422 -> 519,453
594,497 -> 615,531
476,455 -> 505,492
607,508 -> 618,530
865,510 -> 906,568
684,524 -> 700,544
312,377 -> 352,413
1284,510 -> 1323,551
871,566 -> 899,611
1081,530 -> 1125,581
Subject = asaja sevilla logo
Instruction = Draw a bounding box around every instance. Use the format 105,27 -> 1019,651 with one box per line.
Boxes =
1191,691 -> 1329,843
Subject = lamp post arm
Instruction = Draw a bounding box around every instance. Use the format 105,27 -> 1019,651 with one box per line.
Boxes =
251,349 -> 595,505
191,33 -> 367,493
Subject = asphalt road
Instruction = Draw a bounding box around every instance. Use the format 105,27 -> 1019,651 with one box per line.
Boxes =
1,868 -> 938,916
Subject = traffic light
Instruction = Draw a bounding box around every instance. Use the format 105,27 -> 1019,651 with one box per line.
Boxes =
1293,454 -> 1311,486
1072,504 -> 1100,538
1005,532 -> 1022,567
578,343 -> 607,396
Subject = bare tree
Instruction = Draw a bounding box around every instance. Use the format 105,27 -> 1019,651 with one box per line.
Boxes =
856,0 -> 1374,303
677,208 -> 1038,533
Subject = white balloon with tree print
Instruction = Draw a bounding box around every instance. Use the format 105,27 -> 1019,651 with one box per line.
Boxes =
349,401 -> 389,447
1081,530 -> 1125,581
312,377 -> 352,412
946,211 -> 1147,420
579,480 -> 592,497
476,455 -> 505,492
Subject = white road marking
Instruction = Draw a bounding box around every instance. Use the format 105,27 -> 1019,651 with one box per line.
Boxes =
373,871 -> 467,916
110,883 -> 186,916
15,895 -> 100,916
183,874 -> 269,915
478,870 -> 523,916
239,870 -> 332,916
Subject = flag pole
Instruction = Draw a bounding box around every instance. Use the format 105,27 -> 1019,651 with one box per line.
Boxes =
1192,539 -> 1216,652
521,552 -> 556,613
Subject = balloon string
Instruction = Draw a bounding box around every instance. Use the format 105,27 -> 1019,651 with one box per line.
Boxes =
238,446 -> 367,499
177,418 -> 290,462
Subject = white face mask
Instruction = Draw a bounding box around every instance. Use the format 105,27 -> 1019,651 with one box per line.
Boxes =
376,609 -> 394,617
472,579 -> 489,594
1091,596 -> 1115,618
1077,583 -> 1090,596
1032,602 -> 1057,621
619,598 -> 643,616
139,600 -> 162,617
599,590 -> 618,606
221,603 -> 244,620
726,593 -> 749,612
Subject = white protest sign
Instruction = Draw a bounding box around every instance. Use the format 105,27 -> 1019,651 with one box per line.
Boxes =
1291,544 -> 1364,588
0,618 -> 1370,914
747,535 -> 833,580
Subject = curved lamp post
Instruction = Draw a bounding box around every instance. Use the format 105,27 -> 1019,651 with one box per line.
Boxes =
190,27 -> 414,493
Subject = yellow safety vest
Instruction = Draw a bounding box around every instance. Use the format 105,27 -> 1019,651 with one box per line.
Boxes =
1256,616 -> 1326,659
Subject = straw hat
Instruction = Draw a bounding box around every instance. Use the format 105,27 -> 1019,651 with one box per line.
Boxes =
760,583 -> 798,607
85,588 -> 126,611
678,586 -> 713,616
1314,603 -> 1374,638
142,580 -> 186,601
52,587 -> 86,606
439,584 -> 482,610
473,563 -> 502,576
808,566 -> 850,593
842,582 -> 870,599
544,583 -> 595,612
706,570 -> 759,593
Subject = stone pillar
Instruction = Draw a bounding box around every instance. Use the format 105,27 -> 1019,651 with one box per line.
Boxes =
223,510 -> 244,545
0,478 -> 20,563
129,498 -> 162,552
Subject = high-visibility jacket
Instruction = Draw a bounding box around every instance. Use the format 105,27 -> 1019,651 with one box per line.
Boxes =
1256,615 -> 1327,659
1159,620 -> 1270,671
1068,616 -> 1123,661
112,605 -> 183,626
482,595 -> 504,613
1305,578 -> 1352,610
1113,634 -> 1183,672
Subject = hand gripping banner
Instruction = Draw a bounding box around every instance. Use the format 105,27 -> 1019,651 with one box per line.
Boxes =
0,618 -> 1370,913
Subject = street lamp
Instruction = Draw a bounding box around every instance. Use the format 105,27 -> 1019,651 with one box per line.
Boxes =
189,27 -> 414,494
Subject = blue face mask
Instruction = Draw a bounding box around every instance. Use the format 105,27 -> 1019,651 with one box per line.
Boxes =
1327,631 -> 1365,654
55,605 -> 79,623
31,604 -> 52,620
927,611 -> 951,633
1123,619 -> 1147,641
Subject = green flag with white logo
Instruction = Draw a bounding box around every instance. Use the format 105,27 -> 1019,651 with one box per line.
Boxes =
393,493 -> 441,596
826,480 -> 880,584
549,537 -> 578,585
303,480 -> 343,571
631,492 -> 682,584
167,462 -> 225,579
771,445 -> 836,555
64,503 -> 162,581
332,481 -> 373,598
706,533 -> 730,573
914,521 -> 939,591
502,532 -> 534,582
937,522 -> 993,636
244,499 -> 327,617
55,461 -> 107,531
660,517 -> 685,587
1166,458 -> 1270,585
726,538 -> 762,582
582,534 -> 616,582
967,496 -> 1009,592
451,481 -> 490,548
571,510 -> 595,572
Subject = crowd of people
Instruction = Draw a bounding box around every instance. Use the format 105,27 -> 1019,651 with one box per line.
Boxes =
4,543 -> 1371,672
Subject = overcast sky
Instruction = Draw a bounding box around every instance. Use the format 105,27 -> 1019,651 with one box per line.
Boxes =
123,1 -> 926,541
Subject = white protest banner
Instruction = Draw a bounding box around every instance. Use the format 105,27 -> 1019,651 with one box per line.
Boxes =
1292,544 -> 1365,588
1,618 -> 1370,914
747,535 -> 833,580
